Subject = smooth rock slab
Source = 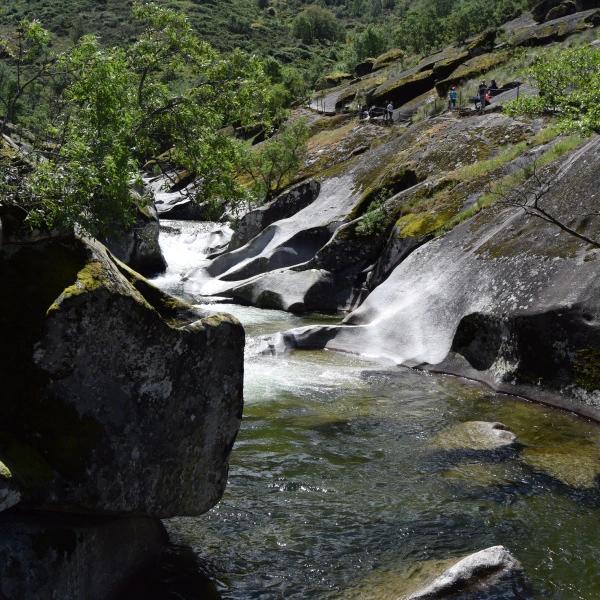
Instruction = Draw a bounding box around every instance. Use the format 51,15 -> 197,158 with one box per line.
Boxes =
228,179 -> 320,251
228,268 -> 337,313
406,546 -> 531,600
434,422 -> 518,452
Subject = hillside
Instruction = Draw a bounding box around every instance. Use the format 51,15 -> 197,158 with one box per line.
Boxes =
1,0 -> 535,87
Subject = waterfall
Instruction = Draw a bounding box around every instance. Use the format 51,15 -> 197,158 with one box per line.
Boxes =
151,219 -> 232,300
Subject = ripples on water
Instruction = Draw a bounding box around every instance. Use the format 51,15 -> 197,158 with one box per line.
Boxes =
153,222 -> 600,600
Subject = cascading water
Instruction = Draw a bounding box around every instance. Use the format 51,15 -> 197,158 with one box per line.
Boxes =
152,219 -> 233,300
151,220 -> 600,600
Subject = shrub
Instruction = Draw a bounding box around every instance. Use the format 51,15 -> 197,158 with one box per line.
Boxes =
292,5 -> 344,44
505,46 -> 600,133
241,118 -> 310,204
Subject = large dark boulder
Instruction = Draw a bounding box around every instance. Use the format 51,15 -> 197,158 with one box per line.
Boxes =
531,0 -> 598,21
229,179 -> 320,251
355,58 -> 375,77
371,68 -> 435,106
464,28 -> 497,57
546,0 -> 578,20
0,228 -> 244,517
0,512 -> 166,600
510,8 -> 600,45
435,52 -> 510,97
532,0 -> 564,21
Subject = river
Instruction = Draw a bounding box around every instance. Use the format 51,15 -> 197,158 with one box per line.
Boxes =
151,220 -> 600,600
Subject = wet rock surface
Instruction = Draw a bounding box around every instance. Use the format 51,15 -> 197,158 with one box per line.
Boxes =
229,179 -> 320,251
283,135 -> 600,417
0,512 -> 167,600
104,197 -> 167,277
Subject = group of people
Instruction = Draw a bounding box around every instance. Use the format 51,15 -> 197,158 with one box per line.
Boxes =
360,77 -> 501,122
447,79 -> 499,112
360,101 -> 395,123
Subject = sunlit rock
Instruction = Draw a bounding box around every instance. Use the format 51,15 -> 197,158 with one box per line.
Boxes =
406,546 -> 531,599
434,421 -> 517,451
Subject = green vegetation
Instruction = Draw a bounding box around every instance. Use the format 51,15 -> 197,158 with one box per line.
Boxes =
355,191 -> 391,236
240,118 -> 310,205
1,0 -> 538,101
292,5 -> 344,44
441,131 -> 587,232
506,45 -> 600,133
1,3 -> 281,236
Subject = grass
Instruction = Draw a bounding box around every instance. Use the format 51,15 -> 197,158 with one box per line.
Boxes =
448,141 -> 529,181
439,131 -> 587,233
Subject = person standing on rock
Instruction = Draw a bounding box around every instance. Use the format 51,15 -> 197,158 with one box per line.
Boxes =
478,81 -> 488,112
448,85 -> 458,111
386,101 -> 394,123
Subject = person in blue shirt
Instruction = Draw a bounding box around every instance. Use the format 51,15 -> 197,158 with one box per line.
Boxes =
448,85 -> 458,111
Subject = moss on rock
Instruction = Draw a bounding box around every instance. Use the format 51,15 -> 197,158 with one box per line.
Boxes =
574,348 -> 600,392
372,69 -> 435,105
435,52 -> 510,97
373,48 -> 406,71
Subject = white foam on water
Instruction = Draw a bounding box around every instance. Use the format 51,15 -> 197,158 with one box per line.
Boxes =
151,220 -> 232,296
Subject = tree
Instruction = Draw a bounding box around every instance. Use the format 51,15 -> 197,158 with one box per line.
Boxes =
505,46 -> 600,133
292,5 -> 344,44
240,118 -> 310,206
0,19 -> 54,131
393,6 -> 443,54
353,25 -> 389,61
445,0 -> 493,44
18,2 -> 276,236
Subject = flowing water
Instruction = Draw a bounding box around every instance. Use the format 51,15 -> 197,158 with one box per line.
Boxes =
153,221 -> 600,600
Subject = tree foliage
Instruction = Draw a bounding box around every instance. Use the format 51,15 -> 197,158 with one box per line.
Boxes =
506,46 -> 600,133
292,5 -> 345,44
1,2 -> 278,235
0,19 -> 54,129
352,25 -> 389,61
240,118 -> 310,205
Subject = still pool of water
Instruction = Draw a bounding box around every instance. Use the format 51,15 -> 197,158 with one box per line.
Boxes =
160,304 -> 600,600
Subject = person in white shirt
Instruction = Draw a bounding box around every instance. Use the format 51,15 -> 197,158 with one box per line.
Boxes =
386,101 -> 394,123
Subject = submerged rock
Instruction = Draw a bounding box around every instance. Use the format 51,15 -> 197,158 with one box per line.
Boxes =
521,442 -> 600,488
406,546 -> 530,599
434,422 -> 518,452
